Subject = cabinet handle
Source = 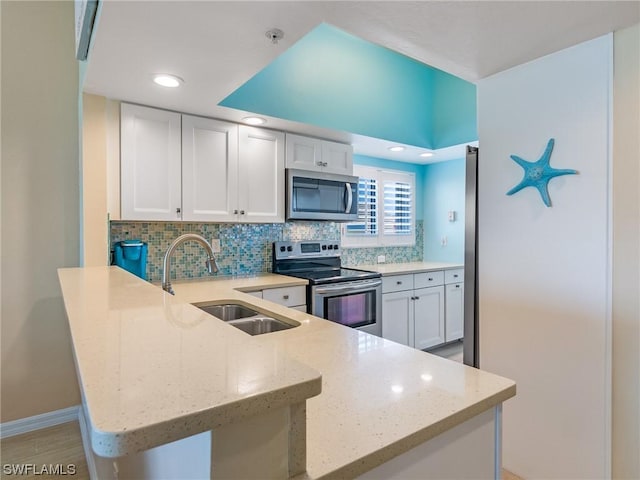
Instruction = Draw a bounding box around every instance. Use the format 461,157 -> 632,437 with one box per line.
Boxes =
428,277 -> 433,281
233,209 -> 239,214
453,274 -> 459,278
283,295 -> 289,300
176,207 -> 181,217
456,285 -> 460,288
415,296 -> 420,300
240,210 -> 245,215
410,296 -> 415,300
316,161 -> 323,166
323,161 -> 328,167
397,281 -> 402,285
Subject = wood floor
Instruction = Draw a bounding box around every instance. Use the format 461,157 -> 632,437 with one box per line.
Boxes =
0,422 -> 89,479
428,339 -> 464,363
1,421 -> 524,479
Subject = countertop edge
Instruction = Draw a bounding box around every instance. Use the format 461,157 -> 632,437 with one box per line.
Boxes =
89,376 -> 323,458
297,383 -> 516,480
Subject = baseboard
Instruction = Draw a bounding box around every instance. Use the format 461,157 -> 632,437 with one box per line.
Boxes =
0,405 -> 80,439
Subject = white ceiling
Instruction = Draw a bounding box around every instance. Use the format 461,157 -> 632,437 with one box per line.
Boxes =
84,1 -> 638,163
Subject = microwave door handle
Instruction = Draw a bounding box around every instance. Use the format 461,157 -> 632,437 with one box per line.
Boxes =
345,183 -> 353,213
315,280 -> 382,295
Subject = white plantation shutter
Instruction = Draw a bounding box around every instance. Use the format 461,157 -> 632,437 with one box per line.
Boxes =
383,179 -> 412,235
345,176 -> 377,236
342,165 -> 415,247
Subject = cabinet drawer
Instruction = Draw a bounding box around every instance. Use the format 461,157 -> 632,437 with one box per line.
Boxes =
414,271 -> 444,289
445,269 -> 464,285
382,274 -> 414,293
262,286 -> 306,307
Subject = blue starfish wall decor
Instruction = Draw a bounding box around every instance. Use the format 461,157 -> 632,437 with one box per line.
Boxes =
506,138 -> 578,207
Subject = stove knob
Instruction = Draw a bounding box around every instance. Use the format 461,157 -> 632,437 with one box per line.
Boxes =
328,244 -> 333,250
280,246 -> 286,252
287,246 -> 293,252
333,244 -> 339,250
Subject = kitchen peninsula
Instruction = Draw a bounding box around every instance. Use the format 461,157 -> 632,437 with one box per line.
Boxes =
59,266 -> 515,479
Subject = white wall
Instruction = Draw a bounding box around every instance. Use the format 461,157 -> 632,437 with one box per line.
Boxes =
477,36 -> 612,478
1,1 -> 81,421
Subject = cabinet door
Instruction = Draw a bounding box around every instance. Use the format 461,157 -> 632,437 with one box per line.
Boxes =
445,283 -> 464,342
120,104 -> 181,220
182,115 -> 238,222
285,133 -> 323,171
262,285 -> 306,307
321,140 -> 353,175
413,286 -> 445,350
382,291 -> 413,346
238,126 -> 284,223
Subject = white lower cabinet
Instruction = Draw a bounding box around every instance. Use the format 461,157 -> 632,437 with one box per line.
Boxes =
247,285 -> 307,311
382,269 -> 463,350
413,286 -> 446,350
382,276 -> 444,350
381,290 -> 413,346
445,283 -> 464,342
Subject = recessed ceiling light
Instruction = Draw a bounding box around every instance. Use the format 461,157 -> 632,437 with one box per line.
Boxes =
388,146 -> 405,152
152,74 -> 183,88
420,152 -> 434,158
242,116 -> 266,126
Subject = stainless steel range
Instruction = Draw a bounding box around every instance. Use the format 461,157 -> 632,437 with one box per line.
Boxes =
272,240 -> 382,336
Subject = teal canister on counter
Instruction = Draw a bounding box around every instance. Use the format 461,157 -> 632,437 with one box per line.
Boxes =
113,240 -> 148,280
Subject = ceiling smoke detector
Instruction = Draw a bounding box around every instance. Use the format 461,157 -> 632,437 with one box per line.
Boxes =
265,28 -> 284,44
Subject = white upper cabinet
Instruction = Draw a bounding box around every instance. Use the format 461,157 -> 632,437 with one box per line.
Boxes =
238,126 -> 285,223
285,134 -> 322,171
321,140 -> 353,175
120,104 -> 285,223
120,104 -> 182,221
182,115 -> 238,222
285,133 -> 353,175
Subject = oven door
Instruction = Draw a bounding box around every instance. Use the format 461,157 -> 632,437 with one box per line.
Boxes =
311,279 -> 382,337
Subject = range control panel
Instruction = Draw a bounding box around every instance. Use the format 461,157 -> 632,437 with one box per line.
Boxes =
274,240 -> 341,260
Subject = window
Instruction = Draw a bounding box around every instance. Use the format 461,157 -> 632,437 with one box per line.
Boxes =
342,166 -> 415,247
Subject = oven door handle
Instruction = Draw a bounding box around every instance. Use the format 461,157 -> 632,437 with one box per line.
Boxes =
314,280 -> 382,295
344,183 -> 353,214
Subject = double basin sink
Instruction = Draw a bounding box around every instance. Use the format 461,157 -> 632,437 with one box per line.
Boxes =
192,302 -> 298,335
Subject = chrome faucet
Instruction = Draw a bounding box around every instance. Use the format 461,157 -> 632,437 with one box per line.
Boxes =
162,234 -> 219,295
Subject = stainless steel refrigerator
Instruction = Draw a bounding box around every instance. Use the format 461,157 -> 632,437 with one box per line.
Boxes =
463,146 -> 479,367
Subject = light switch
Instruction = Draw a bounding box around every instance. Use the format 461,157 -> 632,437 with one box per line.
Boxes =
448,211 -> 456,222
210,238 -> 221,253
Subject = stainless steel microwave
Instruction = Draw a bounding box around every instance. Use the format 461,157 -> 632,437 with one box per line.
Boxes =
286,169 -> 359,221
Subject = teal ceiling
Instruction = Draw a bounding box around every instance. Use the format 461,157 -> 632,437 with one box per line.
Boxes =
220,23 -> 477,150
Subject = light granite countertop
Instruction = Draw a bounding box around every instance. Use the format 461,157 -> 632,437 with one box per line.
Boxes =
352,261 -> 464,276
59,266 -> 515,479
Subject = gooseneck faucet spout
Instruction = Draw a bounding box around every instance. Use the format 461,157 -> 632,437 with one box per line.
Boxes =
162,234 -> 218,295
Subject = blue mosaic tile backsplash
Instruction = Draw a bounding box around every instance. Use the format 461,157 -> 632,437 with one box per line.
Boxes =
110,220 -> 423,282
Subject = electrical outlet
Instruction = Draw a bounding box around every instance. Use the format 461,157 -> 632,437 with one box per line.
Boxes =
377,255 -> 386,263
441,236 -> 448,246
210,238 -> 221,253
